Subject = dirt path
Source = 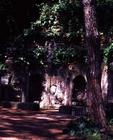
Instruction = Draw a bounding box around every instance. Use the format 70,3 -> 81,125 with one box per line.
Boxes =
0,108 -> 79,140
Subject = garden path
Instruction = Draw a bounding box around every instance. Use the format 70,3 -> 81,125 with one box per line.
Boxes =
0,108 -> 79,140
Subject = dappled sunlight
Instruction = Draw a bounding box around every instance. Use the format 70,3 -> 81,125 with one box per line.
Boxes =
34,116 -> 54,121
0,108 -> 76,140
0,138 -> 20,140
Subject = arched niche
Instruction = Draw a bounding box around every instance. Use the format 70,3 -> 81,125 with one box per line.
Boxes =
72,75 -> 87,101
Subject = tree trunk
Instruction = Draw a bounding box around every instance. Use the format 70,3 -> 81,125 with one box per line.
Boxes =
82,0 -> 108,129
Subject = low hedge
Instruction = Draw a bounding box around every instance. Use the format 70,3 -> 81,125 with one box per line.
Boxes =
0,101 -> 40,111
17,102 -> 39,111
59,105 -> 72,114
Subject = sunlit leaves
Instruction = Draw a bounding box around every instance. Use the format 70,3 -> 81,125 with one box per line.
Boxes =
33,46 -> 47,65
31,1 -> 83,38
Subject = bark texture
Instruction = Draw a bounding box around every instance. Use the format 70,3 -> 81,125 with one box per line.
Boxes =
82,0 -> 108,129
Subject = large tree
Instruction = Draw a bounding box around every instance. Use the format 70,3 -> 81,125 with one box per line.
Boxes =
82,0 -> 108,129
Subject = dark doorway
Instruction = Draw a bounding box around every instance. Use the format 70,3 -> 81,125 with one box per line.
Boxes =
72,75 -> 86,99
28,73 -> 44,102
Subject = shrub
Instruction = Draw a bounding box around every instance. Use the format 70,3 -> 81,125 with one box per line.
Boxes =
64,117 -> 101,139
59,105 -> 72,114
17,102 -> 40,111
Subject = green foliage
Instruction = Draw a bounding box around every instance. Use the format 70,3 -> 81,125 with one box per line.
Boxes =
33,46 -> 47,65
30,0 -> 113,40
0,62 -> 6,70
52,46 -> 87,65
104,42 -> 113,64
32,43 -> 87,67
53,47 -> 76,65
87,133 -> 101,140
65,117 -> 101,139
97,0 -> 113,5
31,1 -> 83,38
18,0 -> 113,71
2,0 -> 113,73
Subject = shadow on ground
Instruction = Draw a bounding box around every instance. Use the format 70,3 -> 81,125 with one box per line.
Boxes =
0,108 -> 78,140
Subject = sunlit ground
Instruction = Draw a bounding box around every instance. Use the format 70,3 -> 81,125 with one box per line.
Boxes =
0,107 -> 78,140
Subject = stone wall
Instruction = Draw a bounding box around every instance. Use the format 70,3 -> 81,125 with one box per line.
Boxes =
40,64 -> 87,109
